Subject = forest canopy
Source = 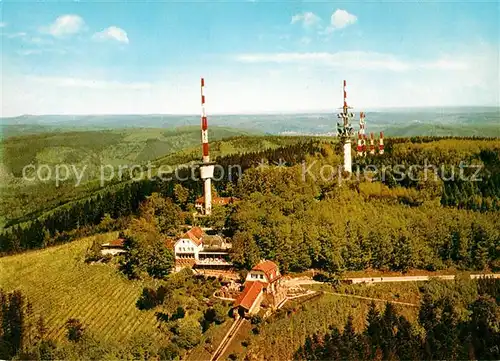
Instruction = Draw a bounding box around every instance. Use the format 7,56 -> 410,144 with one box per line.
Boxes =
1,136 -> 499,276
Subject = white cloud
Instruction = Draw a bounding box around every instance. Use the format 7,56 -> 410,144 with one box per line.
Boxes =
17,50 -> 43,56
29,76 -> 150,90
17,48 -> 67,56
3,31 -> 54,46
0,22 -> 7,28
291,12 -> 321,28
28,36 -> 53,46
1,44 -> 496,117
421,59 -> 469,70
43,14 -> 85,37
330,9 -> 357,29
93,26 -> 129,44
7,32 -> 27,39
234,51 -> 469,72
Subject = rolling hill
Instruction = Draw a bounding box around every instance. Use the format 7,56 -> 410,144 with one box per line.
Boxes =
0,130 -> 307,229
0,126 -> 259,178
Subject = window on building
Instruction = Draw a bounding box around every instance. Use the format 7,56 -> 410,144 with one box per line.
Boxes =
259,274 -> 264,279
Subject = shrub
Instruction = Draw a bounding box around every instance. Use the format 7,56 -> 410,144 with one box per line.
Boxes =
136,288 -> 158,310
66,318 -> 85,342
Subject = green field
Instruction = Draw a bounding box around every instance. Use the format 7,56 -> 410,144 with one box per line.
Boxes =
0,232 -> 163,344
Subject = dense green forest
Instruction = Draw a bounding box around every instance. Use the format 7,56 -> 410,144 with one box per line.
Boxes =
227,137 -> 500,273
0,138 -> 319,253
1,136 -> 500,276
295,277 -> 500,361
1,133 -> 499,361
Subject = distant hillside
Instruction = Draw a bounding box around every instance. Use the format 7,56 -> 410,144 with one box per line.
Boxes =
0,132 -> 305,229
2,107 -> 499,137
0,127 -> 258,228
0,124 -> 110,140
0,126 -> 258,177
387,123 -> 500,138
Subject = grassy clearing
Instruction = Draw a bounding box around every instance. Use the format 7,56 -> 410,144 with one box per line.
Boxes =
220,320 -> 253,361
0,233 -> 163,344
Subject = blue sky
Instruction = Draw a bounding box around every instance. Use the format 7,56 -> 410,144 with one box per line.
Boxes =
1,0 -> 498,116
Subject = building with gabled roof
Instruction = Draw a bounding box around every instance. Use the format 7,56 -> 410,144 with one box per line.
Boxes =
174,226 -> 233,272
101,238 -> 126,255
233,281 -> 265,314
233,260 -> 286,317
179,226 -> 204,246
250,260 -> 280,282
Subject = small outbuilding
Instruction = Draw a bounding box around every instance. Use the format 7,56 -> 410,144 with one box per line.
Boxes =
101,239 -> 126,256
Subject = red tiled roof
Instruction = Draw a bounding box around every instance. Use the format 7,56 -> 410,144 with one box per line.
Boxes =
190,226 -> 204,239
234,281 -> 264,310
107,239 -> 124,247
180,227 -> 204,246
252,260 -> 279,282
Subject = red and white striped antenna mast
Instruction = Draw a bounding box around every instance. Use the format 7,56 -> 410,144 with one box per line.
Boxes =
199,77 -> 215,215
201,78 -> 210,164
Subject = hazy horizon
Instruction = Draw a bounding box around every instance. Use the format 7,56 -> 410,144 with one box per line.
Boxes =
2,105 -> 499,119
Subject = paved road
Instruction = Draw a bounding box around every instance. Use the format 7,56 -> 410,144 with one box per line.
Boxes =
285,273 -> 499,287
